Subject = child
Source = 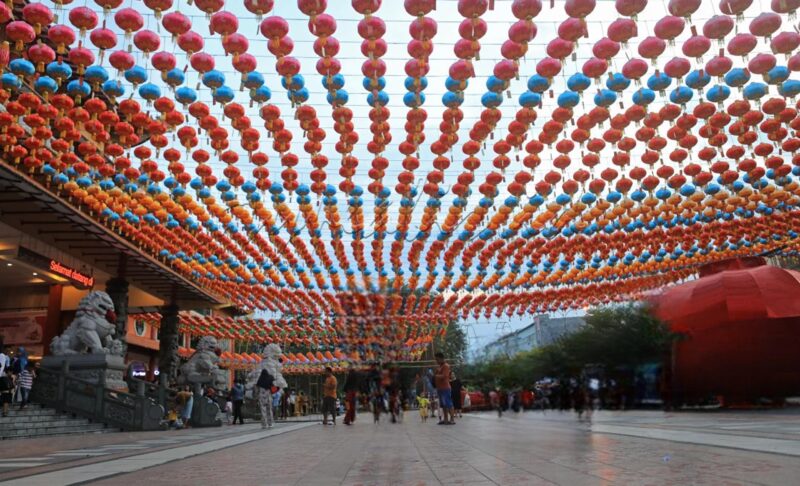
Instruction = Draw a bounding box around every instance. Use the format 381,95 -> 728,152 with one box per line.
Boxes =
417,395 -> 430,422
17,363 -> 35,409
0,369 -> 13,417
224,398 -> 233,425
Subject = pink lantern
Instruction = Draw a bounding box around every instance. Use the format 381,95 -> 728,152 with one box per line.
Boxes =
705,55 -> 733,77
748,53 -> 777,76
720,0 -> 752,19
564,0 -> 596,18
22,3 -> 54,34
668,0 -> 701,18
223,33 -> 249,60
703,15 -> 734,41
512,0 -> 543,20
244,0 -> 275,18
772,32 -> 800,57
771,0 -> 800,16
638,36 -> 666,63
190,52 -> 215,74
607,18 -> 637,45
210,11 -> 238,38
558,18 -> 587,42
162,12 -> 191,39
68,6 -> 98,38
177,31 -> 204,55
536,57 -> 561,79
749,12 -> 781,40
508,20 -> 537,43
109,50 -> 135,73
114,8 -> 144,35
144,0 -> 173,17
195,0 -> 224,14
727,33 -> 757,57
298,0 -> 327,16
593,37 -> 620,60
664,57 -> 691,81
411,16 -> 439,40
48,24 -> 76,54
311,13 -> 338,37
547,38 -> 574,60
261,16 -> 290,39
133,30 -> 160,57
233,53 -> 258,74
458,0 -> 489,18
28,43 -> 55,72
621,58 -> 648,81
582,57 -> 608,79
654,16 -> 685,44
152,51 -> 177,74
6,21 -> 36,51
682,35 -> 711,60
615,0 -> 647,17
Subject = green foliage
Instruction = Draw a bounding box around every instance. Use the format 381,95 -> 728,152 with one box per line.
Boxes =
432,322 -> 468,365
462,304 -> 675,388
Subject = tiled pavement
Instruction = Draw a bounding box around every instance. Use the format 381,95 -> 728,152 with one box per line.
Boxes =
3,410 -> 800,485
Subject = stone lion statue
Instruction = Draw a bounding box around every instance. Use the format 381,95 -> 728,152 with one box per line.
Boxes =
177,336 -> 227,395
246,343 -> 288,391
50,291 -> 122,355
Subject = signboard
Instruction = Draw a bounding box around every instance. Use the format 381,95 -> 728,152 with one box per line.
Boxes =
0,311 -> 45,346
16,246 -> 94,289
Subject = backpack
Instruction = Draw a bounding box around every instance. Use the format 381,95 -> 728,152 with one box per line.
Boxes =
0,375 -> 11,392
256,369 -> 274,390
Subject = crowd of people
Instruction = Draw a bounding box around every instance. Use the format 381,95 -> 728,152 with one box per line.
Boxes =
0,340 -> 36,417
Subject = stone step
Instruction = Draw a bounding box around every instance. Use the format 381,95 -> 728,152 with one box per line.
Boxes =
1,422 -> 109,440
1,418 -> 103,430
1,406 -> 61,417
0,411 -> 72,424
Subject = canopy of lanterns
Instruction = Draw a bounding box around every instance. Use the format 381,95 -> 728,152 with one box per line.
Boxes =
3,0 -> 800,356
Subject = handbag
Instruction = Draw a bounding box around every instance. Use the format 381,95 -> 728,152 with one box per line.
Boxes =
256,369 -> 274,390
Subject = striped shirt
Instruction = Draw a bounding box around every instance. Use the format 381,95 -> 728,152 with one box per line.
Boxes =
18,370 -> 34,389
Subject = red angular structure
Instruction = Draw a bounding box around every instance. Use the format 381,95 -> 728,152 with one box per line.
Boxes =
654,257 -> 800,404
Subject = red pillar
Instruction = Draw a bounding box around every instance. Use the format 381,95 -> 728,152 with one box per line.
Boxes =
42,284 -> 63,356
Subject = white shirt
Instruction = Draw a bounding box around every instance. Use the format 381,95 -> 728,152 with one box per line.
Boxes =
0,352 -> 7,376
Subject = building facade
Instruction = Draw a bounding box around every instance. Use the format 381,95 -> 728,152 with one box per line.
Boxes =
481,314 -> 585,361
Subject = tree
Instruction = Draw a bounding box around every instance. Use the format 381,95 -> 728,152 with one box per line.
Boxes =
460,303 -> 676,388
432,322 -> 467,365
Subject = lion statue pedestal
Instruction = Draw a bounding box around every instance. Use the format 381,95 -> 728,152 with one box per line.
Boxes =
176,336 -> 225,427
40,291 -> 128,391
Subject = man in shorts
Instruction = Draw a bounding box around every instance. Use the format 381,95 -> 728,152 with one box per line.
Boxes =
434,352 -> 454,425
322,366 -> 338,426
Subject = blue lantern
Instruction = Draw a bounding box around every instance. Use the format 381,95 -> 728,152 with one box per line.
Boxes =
557,90 -> 580,108
138,82 -> 161,103
101,79 -> 125,98
175,86 -> 198,105
567,73 -> 591,92
244,71 -> 265,89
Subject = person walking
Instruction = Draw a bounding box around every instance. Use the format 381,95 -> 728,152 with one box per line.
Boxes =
176,385 -> 194,428
272,387 -> 282,421
0,340 -> 9,377
489,388 -> 502,417
343,368 -> 360,425
434,352 -> 454,425
10,347 -> 28,404
450,372 -> 463,419
230,379 -> 245,425
322,367 -> 338,426
0,368 -> 13,417
255,367 -> 276,429
17,363 -> 35,409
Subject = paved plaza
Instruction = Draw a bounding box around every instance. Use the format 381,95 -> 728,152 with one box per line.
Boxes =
2,409 -> 800,485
